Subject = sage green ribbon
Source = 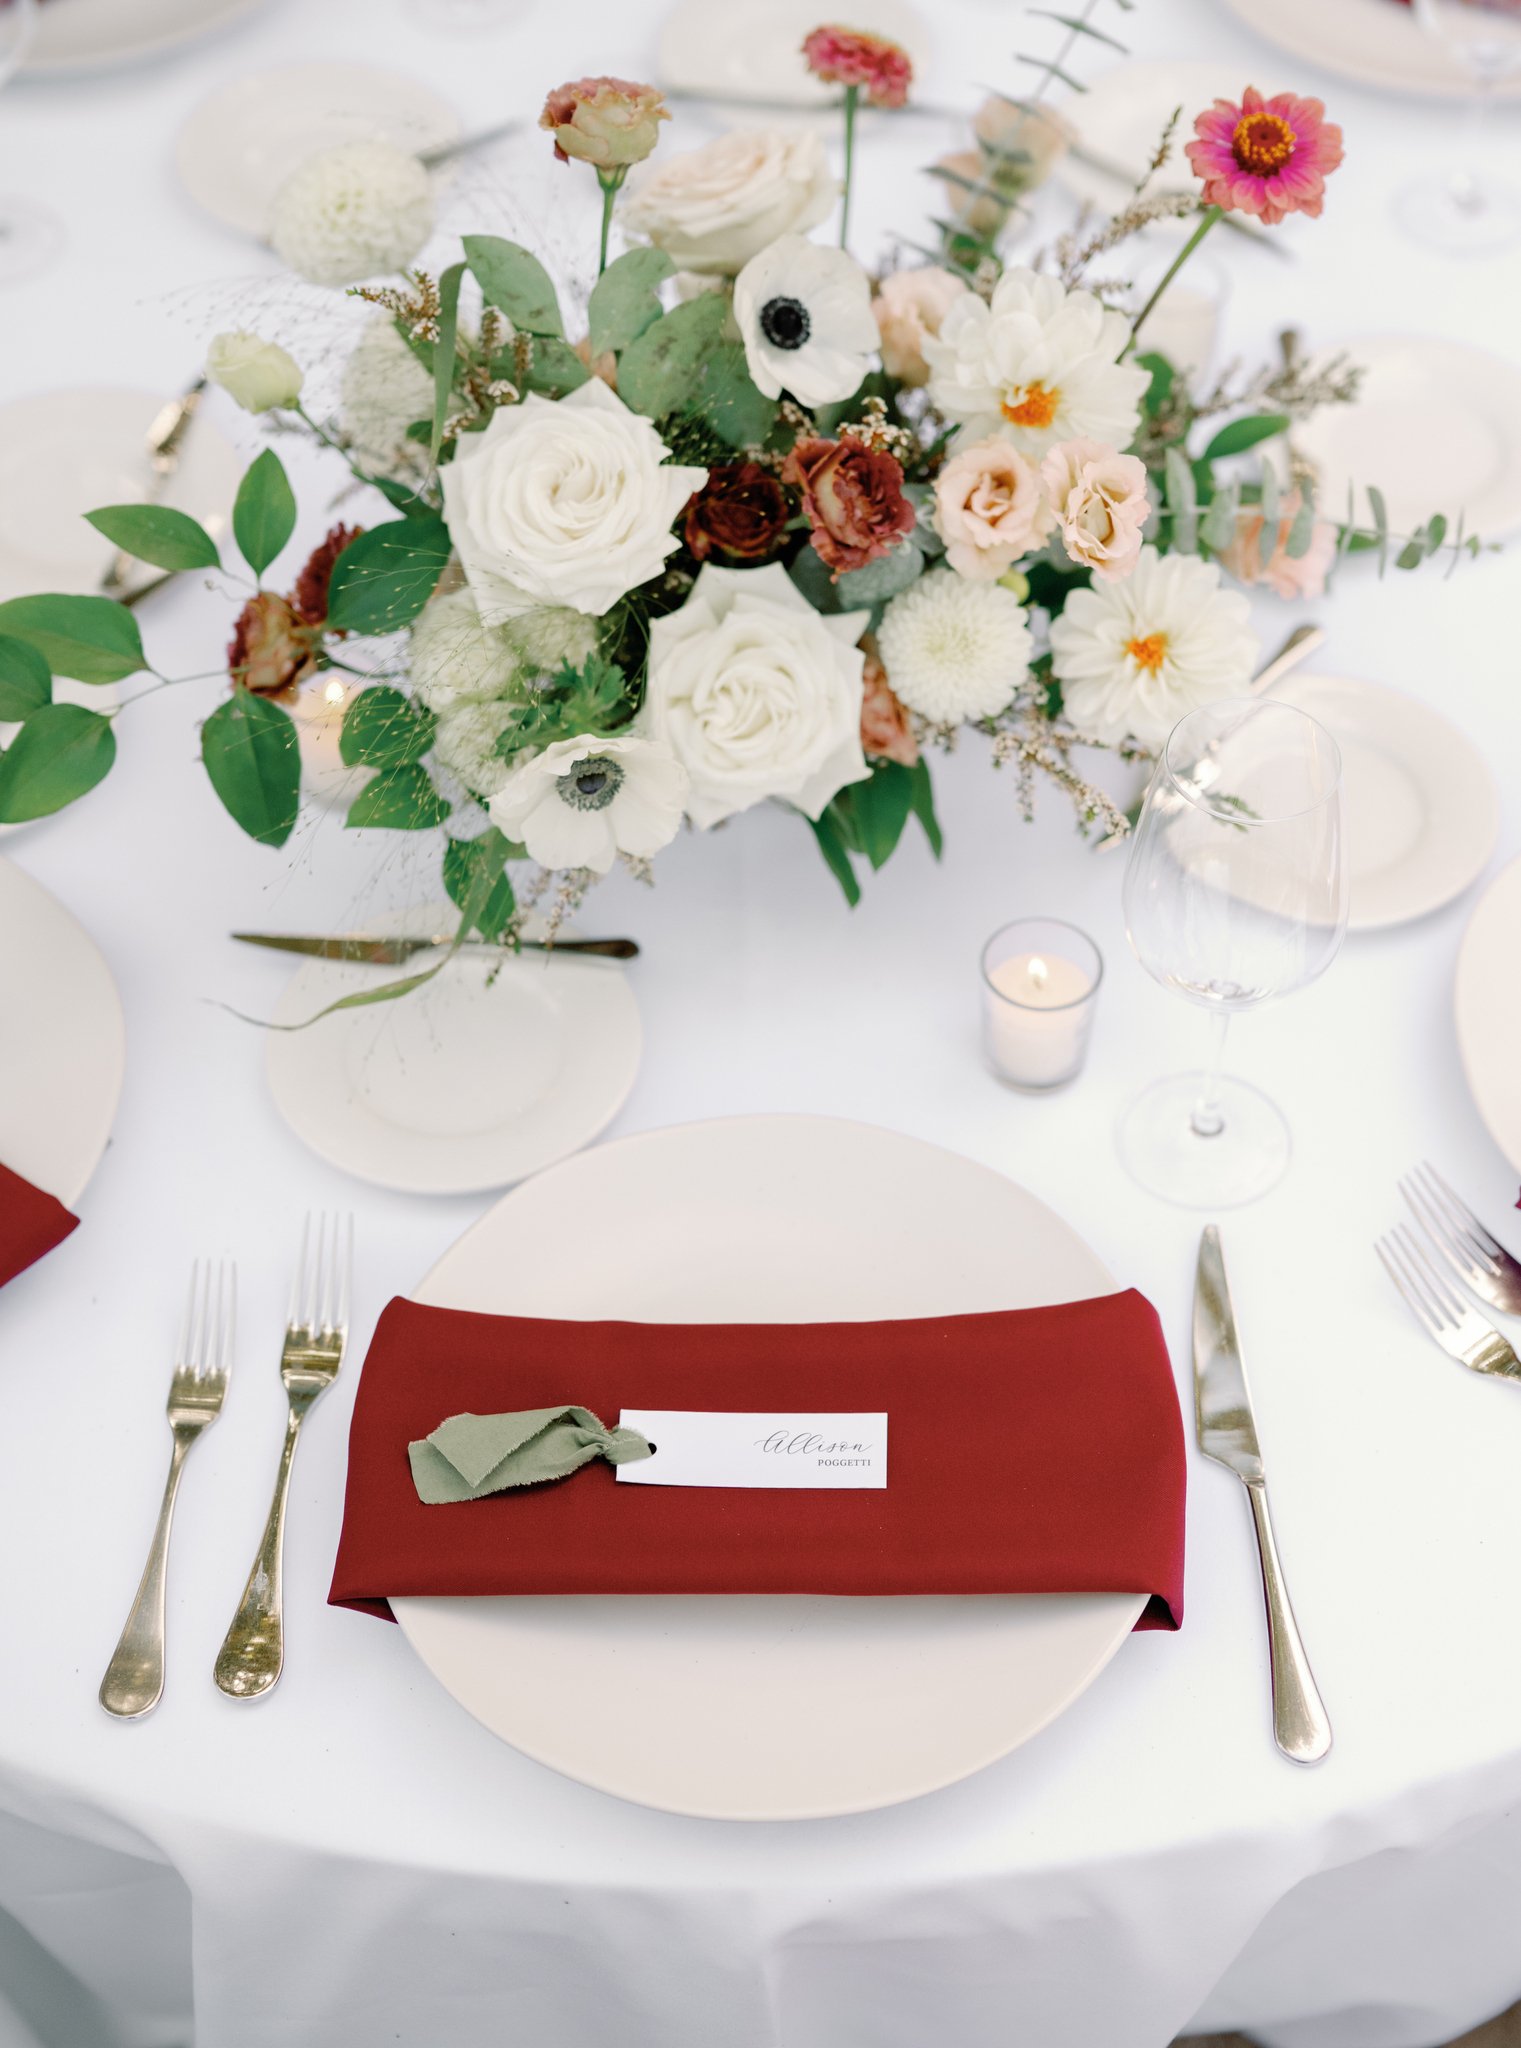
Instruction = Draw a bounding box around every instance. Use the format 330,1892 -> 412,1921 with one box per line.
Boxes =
409,1406 -> 654,1505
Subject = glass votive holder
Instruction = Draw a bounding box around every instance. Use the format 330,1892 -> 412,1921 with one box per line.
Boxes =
980,918 -> 1104,1092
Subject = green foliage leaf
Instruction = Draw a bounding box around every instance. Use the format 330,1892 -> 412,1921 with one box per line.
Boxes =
443,827 -> 517,940
0,704 -> 116,821
464,233 -> 564,338
1199,476 -> 1239,552
619,295 -> 728,417
830,762 -> 914,871
589,247 -> 674,358
1201,413 -> 1290,463
0,634 -> 51,720
701,343 -> 779,449
1136,350 -> 1175,418
1395,535 -> 1426,571
1163,447 -> 1198,553
511,653 -> 632,752
83,503 -> 219,573
907,756 -> 943,858
431,260 -> 466,465
809,807 -> 861,906
1283,490 -> 1318,559
201,690 -> 300,847
516,337 -> 591,398
1425,511 -> 1448,556
339,685 -> 436,768
345,763 -> 451,831
834,535 -> 927,608
1256,464 -> 1280,571
232,449 -> 297,578
325,516 -> 452,633
0,594 -> 145,685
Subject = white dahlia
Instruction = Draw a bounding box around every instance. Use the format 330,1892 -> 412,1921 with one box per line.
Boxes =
339,314 -> 434,475
432,698 -> 524,799
410,588 -> 523,714
876,570 -> 1032,724
923,267 -> 1149,458
488,731 -> 688,874
269,141 -> 434,288
1048,546 -> 1257,748
733,235 -> 878,408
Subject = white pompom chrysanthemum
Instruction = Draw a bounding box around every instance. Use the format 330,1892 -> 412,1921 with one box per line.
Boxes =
503,604 -> 601,677
269,141 -> 434,288
410,588 -> 524,715
339,315 -> 434,475
432,699 -> 523,799
876,569 -> 1032,724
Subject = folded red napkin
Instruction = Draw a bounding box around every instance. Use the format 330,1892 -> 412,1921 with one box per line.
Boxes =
0,1160 -> 78,1290
330,1290 -> 1186,1628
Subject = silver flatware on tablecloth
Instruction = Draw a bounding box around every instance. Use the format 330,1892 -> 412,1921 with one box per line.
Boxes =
1377,1223 -> 1521,1382
1398,1163 -> 1521,1317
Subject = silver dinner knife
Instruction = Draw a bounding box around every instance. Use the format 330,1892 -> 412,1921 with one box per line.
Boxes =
231,931 -> 640,964
1194,1225 -> 1332,1765
100,376 -> 207,599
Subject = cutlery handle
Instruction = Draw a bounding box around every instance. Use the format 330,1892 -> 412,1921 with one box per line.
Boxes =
214,1409 -> 303,1701
1246,1478 -> 1332,1764
100,1433 -> 191,1719
528,937 -> 639,959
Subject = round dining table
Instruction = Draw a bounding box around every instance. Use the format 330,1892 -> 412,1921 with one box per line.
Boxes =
2,1 -> 1520,2044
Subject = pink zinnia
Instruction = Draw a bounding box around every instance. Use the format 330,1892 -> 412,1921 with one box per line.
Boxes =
1184,86 -> 1343,226
801,25 -> 913,108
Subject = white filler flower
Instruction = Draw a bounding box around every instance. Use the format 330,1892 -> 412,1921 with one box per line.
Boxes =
733,234 -> 879,408
644,561 -> 870,828
622,129 -> 837,276
339,314 -> 434,474
269,141 -> 434,288
876,569 -> 1032,724
206,331 -> 303,412
410,588 -> 524,714
432,699 -> 524,800
1049,545 -> 1257,748
924,267 -> 1149,458
440,378 -> 707,620
489,731 -> 689,873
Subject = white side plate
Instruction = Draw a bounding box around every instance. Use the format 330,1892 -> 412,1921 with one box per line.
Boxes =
395,1115 -> 1146,1820
25,0 -> 265,75
1455,856 -> 1521,1176
1220,0 -> 1521,101
658,0 -> 926,109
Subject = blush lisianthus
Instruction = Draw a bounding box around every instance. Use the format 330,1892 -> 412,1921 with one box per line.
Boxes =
539,77 -> 669,170
872,266 -> 967,387
934,438 -> 1050,581
1185,87 -> 1344,226
1040,438 -> 1150,583
801,25 -> 913,108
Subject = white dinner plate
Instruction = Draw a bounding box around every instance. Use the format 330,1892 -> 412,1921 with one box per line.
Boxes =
24,0 -> 265,74
265,912 -> 642,1195
1455,857 -> 1521,1176
1294,337 -> 1521,541
1271,672 -> 1498,930
175,63 -> 462,239
0,858 -> 124,1208
1220,0 -> 1521,102
1058,62 -> 1256,221
394,1115 -> 1147,1820
657,0 -> 927,110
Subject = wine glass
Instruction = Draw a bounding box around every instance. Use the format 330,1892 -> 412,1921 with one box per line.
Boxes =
1400,0 -> 1521,255
1119,697 -> 1348,1209
0,0 -> 64,287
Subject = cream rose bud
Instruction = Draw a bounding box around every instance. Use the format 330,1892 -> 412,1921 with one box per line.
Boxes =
206,331 -> 303,413
1040,438 -> 1150,582
621,129 -> 837,276
539,77 -> 669,171
934,437 -> 1050,580
872,267 -> 967,387
439,378 -> 707,621
644,561 -> 871,829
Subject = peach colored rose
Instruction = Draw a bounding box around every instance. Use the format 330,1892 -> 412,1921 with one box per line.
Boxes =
872,266 -> 968,388
971,96 -> 1074,189
934,438 -> 1050,581
782,433 -> 916,578
859,644 -> 918,766
1216,489 -> 1337,600
1040,438 -> 1150,582
539,77 -> 668,171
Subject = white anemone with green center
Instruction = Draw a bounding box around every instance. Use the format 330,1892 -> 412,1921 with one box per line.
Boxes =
487,731 -> 689,874
733,233 -> 880,408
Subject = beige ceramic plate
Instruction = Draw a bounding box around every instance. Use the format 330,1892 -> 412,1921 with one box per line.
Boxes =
395,1115 -> 1145,1820
25,0 -> 264,74
658,0 -> 927,108
1455,856 -> 1521,1176
1220,0 -> 1521,101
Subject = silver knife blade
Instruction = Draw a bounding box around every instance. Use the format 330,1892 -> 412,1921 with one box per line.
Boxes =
232,933 -> 446,966
1193,1224 -> 1265,1482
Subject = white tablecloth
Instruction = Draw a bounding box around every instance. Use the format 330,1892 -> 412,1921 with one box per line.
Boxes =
3,2 -> 1520,2044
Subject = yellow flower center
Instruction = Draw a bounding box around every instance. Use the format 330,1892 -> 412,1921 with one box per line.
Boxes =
1125,632 -> 1169,675
1231,111 -> 1296,178
1000,380 -> 1060,429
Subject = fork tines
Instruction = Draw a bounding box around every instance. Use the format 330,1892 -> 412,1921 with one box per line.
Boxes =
176,1256 -> 237,1384
1398,1161 -> 1521,1315
1376,1222 -> 1521,1381
287,1211 -> 353,1340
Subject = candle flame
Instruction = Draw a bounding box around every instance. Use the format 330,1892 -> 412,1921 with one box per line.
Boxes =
323,678 -> 347,707
1029,955 -> 1048,991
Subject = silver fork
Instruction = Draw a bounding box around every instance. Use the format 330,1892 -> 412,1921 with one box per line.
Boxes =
1399,1162 -> 1521,1317
1376,1223 -> 1521,1383
100,1260 -> 236,1719
214,1213 -> 352,1700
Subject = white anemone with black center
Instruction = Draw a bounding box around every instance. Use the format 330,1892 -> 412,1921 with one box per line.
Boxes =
486,730 -> 690,874
732,232 -> 881,409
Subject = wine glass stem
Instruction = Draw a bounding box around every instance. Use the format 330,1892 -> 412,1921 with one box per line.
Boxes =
1191,1011 -> 1232,1139
1453,69 -> 1496,214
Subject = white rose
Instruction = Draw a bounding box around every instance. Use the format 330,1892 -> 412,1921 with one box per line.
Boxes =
206,331 -> 303,413
440,379 -> 707,621
621,128 -> 837,276
644,561 -> 870,829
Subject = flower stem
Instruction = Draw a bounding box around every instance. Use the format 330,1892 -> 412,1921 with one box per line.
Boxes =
839,84 -> 859,251
596,170 -> 623,277
1126,205 -> 1223,354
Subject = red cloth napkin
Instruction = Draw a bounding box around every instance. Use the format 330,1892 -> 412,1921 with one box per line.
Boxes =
331,1290 -> 1186,1628
0,1161 -> 78,1290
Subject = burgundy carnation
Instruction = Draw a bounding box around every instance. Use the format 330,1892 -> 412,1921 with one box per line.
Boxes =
683,462 -> 793,564
226,592 -> 313,697
291,522 -> 362,627
782,433 -> 916,578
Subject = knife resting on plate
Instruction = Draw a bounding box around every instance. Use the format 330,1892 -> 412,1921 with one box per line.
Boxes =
232,931 -> 639,965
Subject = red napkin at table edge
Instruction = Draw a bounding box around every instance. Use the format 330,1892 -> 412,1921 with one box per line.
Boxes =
0,1160 -> 78,1290
329,1290 -> 1186,1631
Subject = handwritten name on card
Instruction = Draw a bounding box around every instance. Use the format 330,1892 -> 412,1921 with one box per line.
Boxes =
615,1411 -> 888,1489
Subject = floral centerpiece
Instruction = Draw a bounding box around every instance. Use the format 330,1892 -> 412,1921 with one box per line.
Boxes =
0,24 -> 1477,1000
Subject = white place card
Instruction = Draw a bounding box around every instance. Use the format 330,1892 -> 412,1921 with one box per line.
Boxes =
615,1411 -> 888,1489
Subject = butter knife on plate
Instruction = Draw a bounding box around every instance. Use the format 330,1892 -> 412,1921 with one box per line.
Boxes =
232,931 -> 639,965
1194,1225 -> 1332,1764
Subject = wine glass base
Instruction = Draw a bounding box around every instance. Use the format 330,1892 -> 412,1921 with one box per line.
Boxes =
0,198 -> 64,287
1118,1072 -> 1291,1210
1395,176 -> 1521,255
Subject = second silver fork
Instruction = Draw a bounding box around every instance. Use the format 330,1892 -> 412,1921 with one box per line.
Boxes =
1399,1161 -> 1521,1317
214,1213 -> 352,1701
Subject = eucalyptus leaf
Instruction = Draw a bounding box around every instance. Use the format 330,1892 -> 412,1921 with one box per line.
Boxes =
701,342 -> 778,449
84,503 -> 219,573
1201,413 -> 1290,463
232,449 -> 297,578
430,260 -> 466,465
325,517 -> 452,633
1425,511 -> 1448,556
339,685 -> 436,768
588,247 -> 673,358
1257,463 -> 1280,572
618,295 -> 729,419
0,704 -> 116,821
1163,447 -> 1198,553
0,594 -> 145,685
0,634 -> 50,721
345,763 -> 451,831
464,233 -> 563,338
201,690 -> 300,848
516,337 -> 591,399
1199,476 -> 1240,552
1283,490 -> 1318,560
833,535 -> 926,606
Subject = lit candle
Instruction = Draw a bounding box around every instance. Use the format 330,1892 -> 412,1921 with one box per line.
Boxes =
287,674 -> 369,812
980,918 -> 1103,1091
